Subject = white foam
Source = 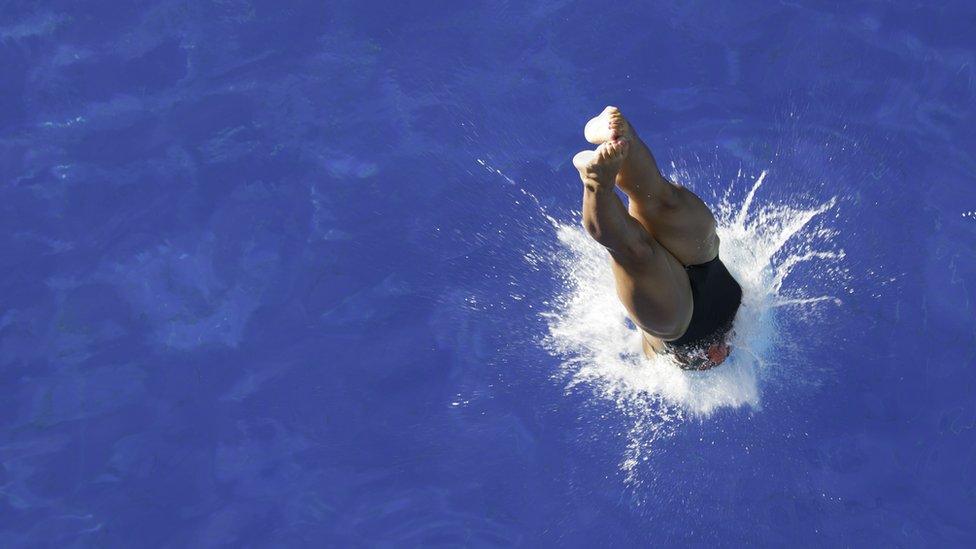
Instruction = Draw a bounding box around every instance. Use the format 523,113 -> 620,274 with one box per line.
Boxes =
535,170 -> 845,483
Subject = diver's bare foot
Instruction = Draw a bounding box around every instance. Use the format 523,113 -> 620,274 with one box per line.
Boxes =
584,106 -> 633,145
573,139 -> 630,190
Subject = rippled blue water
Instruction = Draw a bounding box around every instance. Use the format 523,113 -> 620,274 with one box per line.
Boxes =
2,1 -> 975,546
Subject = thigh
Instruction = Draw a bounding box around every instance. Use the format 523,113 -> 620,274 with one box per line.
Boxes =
609,236 -> 693,340
629,185 -> 720,266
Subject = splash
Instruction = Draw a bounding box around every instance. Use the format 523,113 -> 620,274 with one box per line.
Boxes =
537,169 -> 845,484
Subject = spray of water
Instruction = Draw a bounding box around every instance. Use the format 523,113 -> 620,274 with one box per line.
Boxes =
535,169 -> 845,483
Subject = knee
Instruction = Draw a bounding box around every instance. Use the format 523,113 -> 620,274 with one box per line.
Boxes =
656,183 -> 683,210
611,239 -> 655,267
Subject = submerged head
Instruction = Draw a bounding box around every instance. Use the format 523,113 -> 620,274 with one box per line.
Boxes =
705,340 -> 732,366
644,330 -> 734,370
670,333 -> 733,371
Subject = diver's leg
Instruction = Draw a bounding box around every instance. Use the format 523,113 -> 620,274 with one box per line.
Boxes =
574,140 -> 693,340
585,106 -> 719,266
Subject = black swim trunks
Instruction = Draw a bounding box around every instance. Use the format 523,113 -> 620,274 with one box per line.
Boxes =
663,255 -> 742,369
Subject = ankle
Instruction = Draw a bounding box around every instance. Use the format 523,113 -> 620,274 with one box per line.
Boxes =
582,177 -> 614,194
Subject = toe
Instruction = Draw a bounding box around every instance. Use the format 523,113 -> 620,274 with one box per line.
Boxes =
617,138 -> 630,156
603,139 -> 625,161
608,117 -> 627,140
585,107 -> 625,144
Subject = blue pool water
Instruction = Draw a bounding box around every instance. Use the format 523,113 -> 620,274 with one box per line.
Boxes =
2,1 -> 975,546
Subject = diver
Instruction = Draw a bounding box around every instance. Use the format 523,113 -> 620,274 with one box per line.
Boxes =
573,107 -> 742,370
